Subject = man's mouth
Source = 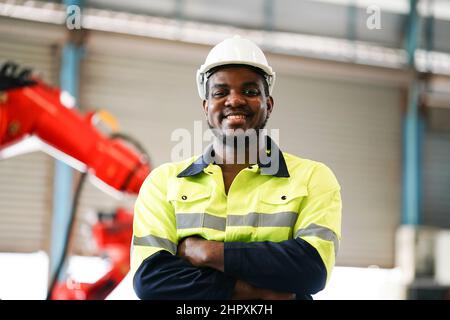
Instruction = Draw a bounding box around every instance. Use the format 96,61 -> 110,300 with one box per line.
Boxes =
223,113 -> 249,126
226,114 -> 247,120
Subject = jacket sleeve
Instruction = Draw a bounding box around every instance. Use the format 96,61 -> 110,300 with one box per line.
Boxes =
224,163 -> 341,296
224,238 -> 326,297
132,164 -> 236,299
134,251 -> 236,299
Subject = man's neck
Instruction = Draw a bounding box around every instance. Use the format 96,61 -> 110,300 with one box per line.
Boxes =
212,138 -> 264,170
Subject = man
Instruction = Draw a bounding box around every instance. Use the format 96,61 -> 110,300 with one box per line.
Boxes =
131,35 -> 342,299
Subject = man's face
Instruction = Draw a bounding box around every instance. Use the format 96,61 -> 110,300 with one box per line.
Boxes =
202,66 -> 274,138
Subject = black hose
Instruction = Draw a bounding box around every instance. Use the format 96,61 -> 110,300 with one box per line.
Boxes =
109,132 -> 150,162
46,172 -> 87,300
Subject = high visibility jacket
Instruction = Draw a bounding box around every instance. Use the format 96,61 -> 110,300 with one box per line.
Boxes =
132,141 -> 342,293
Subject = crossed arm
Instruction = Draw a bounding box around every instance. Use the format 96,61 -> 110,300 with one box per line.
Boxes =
133,235 -> 326,300
177,237 -> 296,300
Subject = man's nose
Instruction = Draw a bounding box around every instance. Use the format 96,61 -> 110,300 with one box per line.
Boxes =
225,91 -> 246,107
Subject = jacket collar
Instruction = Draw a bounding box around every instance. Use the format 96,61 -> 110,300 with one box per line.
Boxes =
177,136 -> 290,178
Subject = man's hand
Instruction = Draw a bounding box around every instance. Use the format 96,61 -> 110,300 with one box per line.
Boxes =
177,237 -> 224,272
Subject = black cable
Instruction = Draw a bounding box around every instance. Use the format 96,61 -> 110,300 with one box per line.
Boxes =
109,132 -> 150,162
109,132 -> 151,191
46,172 -> 87,300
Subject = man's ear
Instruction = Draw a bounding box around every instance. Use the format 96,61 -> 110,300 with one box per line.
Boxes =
202,100 -> 208,116
266,96 -> 274,116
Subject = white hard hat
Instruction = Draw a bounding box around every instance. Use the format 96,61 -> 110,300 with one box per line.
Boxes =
196,35 -> 276,100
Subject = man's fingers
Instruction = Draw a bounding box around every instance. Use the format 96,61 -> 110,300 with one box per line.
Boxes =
177,238 -> 187,257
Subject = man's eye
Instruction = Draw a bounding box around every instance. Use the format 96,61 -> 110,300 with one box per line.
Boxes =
244,89 -> 260,96
212,91 -> 226,97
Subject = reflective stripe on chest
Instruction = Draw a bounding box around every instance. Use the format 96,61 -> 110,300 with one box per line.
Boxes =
168,175 -> 308,242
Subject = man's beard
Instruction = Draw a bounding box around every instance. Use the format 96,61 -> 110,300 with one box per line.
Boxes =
207,114 -> 269,146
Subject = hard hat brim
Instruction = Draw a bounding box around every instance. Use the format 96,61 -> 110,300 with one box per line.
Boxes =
196,62 -> 276,100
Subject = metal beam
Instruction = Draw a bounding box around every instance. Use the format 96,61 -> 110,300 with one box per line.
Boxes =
175,0 -> 183,20
49,0 -> 84,282
424,0 -> 435,71
346,1 -> 357,42
403,78 -> 423,225
402,0 -> 424,225
263,0 -> 274,31
406,0 -> 420,67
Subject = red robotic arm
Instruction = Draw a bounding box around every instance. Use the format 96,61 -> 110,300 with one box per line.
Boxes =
1,62 -> 151,300
0,62 -> 150,194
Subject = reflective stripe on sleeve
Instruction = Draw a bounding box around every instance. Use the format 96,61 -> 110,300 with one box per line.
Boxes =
295,223 -> 339,256
133,235 -> 177,254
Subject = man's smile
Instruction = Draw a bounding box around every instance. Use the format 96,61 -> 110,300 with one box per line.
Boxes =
225,114 -> 246,124
221,110 -> 254,127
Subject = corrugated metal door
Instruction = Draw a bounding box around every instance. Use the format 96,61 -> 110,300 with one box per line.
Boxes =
0,18 -> 62,252
423,108 -> 450,228
272,75 -> 402,267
